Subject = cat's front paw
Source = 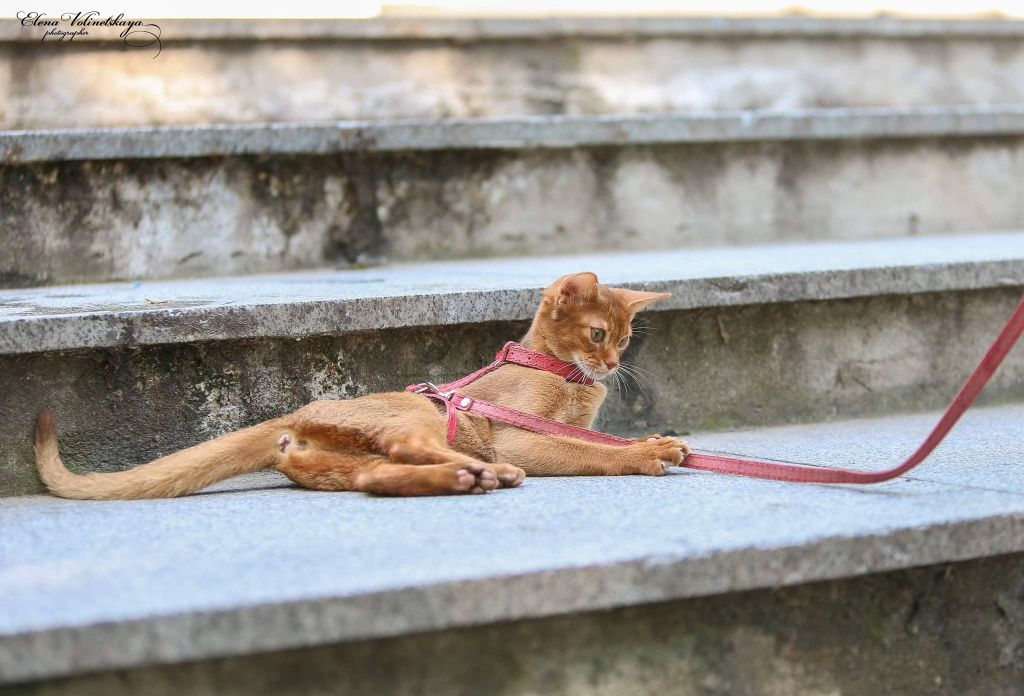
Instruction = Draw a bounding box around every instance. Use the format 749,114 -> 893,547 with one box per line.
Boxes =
626,436 -> 688,475
632,434 -> 691,456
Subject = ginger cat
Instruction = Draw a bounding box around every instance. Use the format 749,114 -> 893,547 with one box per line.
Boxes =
35,272 -> 689,499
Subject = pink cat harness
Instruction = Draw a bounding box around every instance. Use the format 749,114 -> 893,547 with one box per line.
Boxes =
407,296 -> 1024,484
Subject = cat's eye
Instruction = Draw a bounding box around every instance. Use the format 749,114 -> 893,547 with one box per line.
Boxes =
590,327 -> 606,343
617,336 -> 630,349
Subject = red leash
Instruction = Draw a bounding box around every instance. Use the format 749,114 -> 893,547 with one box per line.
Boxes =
409,297 -> 1024,484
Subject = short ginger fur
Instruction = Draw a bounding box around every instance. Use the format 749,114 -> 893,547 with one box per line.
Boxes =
35,272 -> 689,499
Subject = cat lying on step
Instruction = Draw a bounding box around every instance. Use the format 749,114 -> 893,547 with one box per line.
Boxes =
34,272 -> 690,499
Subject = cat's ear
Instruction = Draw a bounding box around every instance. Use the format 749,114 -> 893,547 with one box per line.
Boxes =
610,287 -> 670,313
551,272 -> 598,304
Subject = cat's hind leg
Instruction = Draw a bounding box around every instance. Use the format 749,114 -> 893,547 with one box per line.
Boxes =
276,438 -> 378,491
276,433 -> 499,495
355,460 -> 497,496
382,429 -> 525,489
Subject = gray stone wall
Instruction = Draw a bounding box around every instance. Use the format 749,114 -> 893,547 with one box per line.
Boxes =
6,26 -> 1024,129
5,136 -> 1024,287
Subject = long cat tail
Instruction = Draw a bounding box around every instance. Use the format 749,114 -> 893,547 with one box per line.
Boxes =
34,411 -> 289,500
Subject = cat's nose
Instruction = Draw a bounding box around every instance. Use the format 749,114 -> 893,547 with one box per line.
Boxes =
605,360 -> 618,370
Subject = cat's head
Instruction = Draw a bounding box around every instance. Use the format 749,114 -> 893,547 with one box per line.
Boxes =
532,272 -> 669,380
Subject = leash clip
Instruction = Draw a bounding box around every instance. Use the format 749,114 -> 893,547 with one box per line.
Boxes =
412,382 -> 455,399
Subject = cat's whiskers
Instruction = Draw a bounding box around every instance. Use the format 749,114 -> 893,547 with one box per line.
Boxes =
621,372 -> 643,393
620,362 -> 647,381
617,362 -> 648,393
610,368 -> 622,400
629,318 -> 661,337
614,369 -> 630,400
622,362 -> 654,378
575,359 -> 601,383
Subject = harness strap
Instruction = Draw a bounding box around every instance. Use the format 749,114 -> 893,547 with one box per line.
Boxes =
497,342 -> 595,385
416,389 -> 633,447
405,341 -> 593,396
409,297 -> 1024,484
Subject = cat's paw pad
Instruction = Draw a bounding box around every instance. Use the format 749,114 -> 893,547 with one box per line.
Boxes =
454,468 -> 477,490
453,461 -> 500,494
493,464 -> 526,488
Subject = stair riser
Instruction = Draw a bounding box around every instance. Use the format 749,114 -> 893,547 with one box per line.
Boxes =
5,136 -> 1024,287
3,288 -> 1021,497
5,34 -> 1024,129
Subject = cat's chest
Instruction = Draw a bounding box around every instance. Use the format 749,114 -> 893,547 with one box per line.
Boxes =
539,381 -> 605,426
464,365 -> 606,425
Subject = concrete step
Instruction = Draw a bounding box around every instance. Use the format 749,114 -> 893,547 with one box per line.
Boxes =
4,16 -> 1024,129
1,233 -> 1022,497
1,403 -> 1022,688
5,106 -> 1024,286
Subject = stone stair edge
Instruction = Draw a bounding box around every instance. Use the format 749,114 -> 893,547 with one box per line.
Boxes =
5,105 -> 1024,164
0,233 -> 1022,356
7,515 -> 1023,685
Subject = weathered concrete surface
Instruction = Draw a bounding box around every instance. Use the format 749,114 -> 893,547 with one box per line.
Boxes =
1,233 -> 1022,355
5,553 -> 1023,695
7,107 -> 1024,163
6,133 -> 1024,286
1,404 -> 1022,684
4,17 -> 1024,129
2,287 -> 1022,497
